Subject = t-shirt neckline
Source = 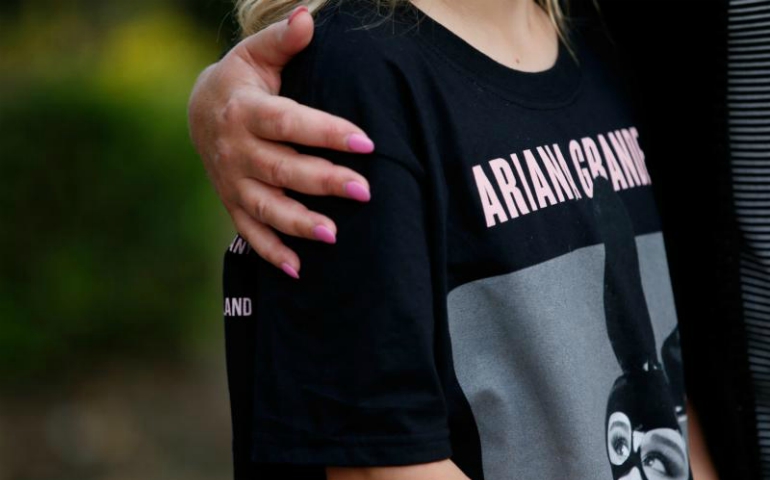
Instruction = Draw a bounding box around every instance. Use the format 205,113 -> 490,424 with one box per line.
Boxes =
402,4 -> 584,108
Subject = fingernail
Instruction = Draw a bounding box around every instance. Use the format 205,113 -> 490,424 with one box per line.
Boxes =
281,262 -> 300,279
312,225 -> 336,244
346,133 -> 375,153
288,6 -> 308,25
344,181 -> 371,202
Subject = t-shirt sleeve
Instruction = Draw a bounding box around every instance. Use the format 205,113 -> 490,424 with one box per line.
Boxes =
247,154 -> 450,466
241,10 -> 451,468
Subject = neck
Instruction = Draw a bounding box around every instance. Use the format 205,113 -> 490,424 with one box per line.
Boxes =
410,0 -> 559,72
438,0 -> 539,31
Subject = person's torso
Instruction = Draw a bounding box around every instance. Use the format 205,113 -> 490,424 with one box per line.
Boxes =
359,6 -> 692,480
227,3 -> 693,478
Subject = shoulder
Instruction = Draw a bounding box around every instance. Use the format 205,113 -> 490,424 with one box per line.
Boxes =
312,0 -> 424,71
281,0 -> 427,162
281,0 -> 424,106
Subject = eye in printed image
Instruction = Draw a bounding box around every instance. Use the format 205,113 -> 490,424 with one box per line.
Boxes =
592,177 -> 690,480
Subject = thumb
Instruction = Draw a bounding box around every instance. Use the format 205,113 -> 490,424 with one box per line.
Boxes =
239,6 -> 314,73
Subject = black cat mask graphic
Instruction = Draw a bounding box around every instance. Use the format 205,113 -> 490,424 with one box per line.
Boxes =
592,177 -> 690,480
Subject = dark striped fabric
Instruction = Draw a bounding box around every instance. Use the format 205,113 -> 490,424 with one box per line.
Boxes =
729,0 -> 770,475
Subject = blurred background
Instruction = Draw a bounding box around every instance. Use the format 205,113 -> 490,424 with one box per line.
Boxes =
0,0 -> 239,478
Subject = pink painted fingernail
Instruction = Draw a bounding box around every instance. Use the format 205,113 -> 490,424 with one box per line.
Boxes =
312,225 -> 336,244
346,133 -> 375,153
288,6 -> 308,25
281,262 -> 300,279
344,181 -> 371,202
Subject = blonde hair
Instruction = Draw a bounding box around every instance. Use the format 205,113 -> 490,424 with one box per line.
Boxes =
236,0 -> 573,48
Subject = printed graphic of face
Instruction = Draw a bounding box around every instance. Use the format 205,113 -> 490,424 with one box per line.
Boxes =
592,177 -> 690,480
605,372 -> 689,480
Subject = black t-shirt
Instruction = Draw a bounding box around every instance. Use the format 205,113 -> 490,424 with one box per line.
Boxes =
222,2 -> 692,479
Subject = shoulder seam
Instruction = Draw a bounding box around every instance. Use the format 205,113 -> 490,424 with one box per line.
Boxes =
306,4 -> 427,179
376,151 -> 426,181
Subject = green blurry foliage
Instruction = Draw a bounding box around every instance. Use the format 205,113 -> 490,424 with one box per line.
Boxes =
0,2 -> 235,387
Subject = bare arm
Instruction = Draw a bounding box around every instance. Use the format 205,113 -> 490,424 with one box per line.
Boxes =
687,399 -> 719,480
327,459 -> 471,480
188,7 -> 374,278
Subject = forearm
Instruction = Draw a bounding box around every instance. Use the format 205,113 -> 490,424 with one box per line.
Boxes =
687,399 -> 719,480
327,459 -> 470,480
